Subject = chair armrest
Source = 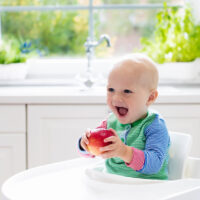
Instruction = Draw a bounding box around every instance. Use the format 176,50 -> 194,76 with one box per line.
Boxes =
184,157 -> 200,179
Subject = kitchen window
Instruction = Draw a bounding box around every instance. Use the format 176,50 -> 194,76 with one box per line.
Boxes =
1,0 -> 194,86
0,0 -> 184,58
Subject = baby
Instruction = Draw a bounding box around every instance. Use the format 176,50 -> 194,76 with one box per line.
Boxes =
78,53 -> 170,180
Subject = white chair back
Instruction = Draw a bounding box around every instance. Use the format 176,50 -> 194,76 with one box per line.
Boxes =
168,131 -> 192,180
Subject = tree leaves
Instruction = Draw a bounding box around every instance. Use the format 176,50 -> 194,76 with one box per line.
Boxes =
140,3 -> 200,63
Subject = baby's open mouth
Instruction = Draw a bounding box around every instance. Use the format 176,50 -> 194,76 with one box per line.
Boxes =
116,106 -> 128,117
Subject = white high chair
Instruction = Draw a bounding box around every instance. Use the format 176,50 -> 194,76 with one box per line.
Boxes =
168,131 -> 200,180
2,131 -> 200,200
168,131 -> 192,180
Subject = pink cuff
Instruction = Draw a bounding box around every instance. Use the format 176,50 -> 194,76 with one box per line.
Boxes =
79,152 -> 95,158
125,147 -> 145,171
77,147 -> 95,158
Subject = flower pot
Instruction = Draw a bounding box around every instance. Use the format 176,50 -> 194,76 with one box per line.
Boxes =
0,62 -> 29,80
157,58 -> 200,81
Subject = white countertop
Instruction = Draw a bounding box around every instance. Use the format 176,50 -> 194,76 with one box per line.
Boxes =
0,85 -> 200,104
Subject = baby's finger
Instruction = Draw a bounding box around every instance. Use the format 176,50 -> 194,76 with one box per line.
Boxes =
80,139 -> 89,151
104,136 -> 117,143
100,151 -> 114,159
85,129 -> 91,138
109,128 -> 118,136
100,144 -> 115,152
82,134 -> 89,145
83,144 -> 89,151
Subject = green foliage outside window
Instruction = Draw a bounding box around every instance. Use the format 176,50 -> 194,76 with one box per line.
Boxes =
140,3 -> 200,63
1,0 -> 187,59
1,0 -> 89,57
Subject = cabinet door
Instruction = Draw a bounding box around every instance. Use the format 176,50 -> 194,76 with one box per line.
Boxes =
28,105 -> 108,168
0,105 -> 26,200
152,104 -> 200,157
0,134 -> 26,183
0,105 -> 26,132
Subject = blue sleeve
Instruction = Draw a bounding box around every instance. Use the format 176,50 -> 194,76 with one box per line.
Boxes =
77,137 -> 88,154
138,114 -> 170,174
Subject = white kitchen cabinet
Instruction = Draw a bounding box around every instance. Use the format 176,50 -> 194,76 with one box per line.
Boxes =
0,105 -> 26,200
28,103 -> 200,169
28,105 -> 108,168
152,104 -> 200,158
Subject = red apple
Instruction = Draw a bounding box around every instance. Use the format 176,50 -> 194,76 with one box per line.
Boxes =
87,128 -> 114,156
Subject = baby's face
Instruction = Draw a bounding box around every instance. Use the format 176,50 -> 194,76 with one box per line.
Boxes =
107,65 -> 151,124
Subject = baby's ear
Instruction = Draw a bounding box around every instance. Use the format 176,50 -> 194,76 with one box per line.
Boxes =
146,89 -> 158,106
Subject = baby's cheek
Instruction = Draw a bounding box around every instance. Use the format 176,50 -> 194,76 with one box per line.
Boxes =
107,100 -> 113,110
106,96 -> 111,104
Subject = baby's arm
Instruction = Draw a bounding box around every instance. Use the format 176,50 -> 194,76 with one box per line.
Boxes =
137,117 -> 170,174
129,117 -> 169,174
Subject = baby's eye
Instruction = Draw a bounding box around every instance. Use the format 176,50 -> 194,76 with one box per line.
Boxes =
124,89 -> 133,94
108,88 -> 115,92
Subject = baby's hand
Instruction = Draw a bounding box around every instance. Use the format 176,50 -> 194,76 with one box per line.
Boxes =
99,129 -> 127,159
80,128 -> 91,152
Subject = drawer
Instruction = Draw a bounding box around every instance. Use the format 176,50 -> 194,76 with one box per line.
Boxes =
0,105 -> 26,132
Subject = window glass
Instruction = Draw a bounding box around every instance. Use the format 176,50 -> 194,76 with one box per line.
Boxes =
94,9 -> 157,58
0,0 -> 185,58
1,10 -> 88,57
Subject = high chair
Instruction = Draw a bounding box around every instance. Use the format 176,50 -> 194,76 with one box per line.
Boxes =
2,131 -> 200,200
168,131 -> 200,180
168,131 -> 192,180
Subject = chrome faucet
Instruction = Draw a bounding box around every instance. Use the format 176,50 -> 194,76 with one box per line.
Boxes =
85,34 -> 111,54
83,34 -> 111,87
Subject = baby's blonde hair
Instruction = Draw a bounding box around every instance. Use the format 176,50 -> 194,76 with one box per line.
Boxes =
114,53 -> 159,90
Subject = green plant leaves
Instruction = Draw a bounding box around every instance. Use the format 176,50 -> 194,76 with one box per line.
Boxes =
140,3 -> 200,63
0,38 -> 27,64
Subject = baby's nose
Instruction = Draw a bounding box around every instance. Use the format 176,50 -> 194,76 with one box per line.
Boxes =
112,93 -> 124,105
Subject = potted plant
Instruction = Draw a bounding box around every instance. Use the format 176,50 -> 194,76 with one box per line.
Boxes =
140,3 -> 200,81
0,38 -> 29,80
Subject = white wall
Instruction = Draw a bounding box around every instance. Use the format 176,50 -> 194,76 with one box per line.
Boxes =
186,0 -> 200,23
